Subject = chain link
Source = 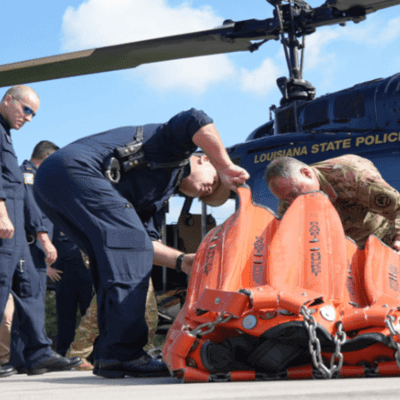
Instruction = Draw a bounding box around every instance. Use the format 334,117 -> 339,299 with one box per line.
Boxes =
188,312 -> 234,337
209,372 -> 231,382
330,322 -> 346,376
385,314 -> 400,370
300,305 -> 345,379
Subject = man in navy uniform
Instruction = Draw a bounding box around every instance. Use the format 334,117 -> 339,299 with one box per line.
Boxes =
52,225 -> 93,358
21,141 -> 60,274
8,141 -> 61,372
34,108 -> 249,378
0,86 -> 81,378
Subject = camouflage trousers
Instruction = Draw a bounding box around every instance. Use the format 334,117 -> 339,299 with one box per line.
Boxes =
66,278 -> 158,360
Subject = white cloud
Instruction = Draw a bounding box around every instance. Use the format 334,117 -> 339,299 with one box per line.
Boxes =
62,0 -> 221,49
62,1 -> 400,96
336,16 -> 400,45
132,55 -> 236,94
239,58 -> 281,96
303,29 -> 340,71
61,0 -> 236,94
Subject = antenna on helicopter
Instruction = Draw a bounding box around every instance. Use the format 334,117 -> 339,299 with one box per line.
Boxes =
269,0 -> 316,105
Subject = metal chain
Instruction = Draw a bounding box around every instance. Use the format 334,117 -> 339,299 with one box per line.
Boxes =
385,314 -> 400,370
188,312 -> 234,337
330,322 -> 346,376
209,373 -> 231,382
300,305 -> 346,379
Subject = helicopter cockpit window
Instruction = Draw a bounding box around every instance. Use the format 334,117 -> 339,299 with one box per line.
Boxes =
303,100 -> 329,130
334,93 -> 365,122
276,105 -> 297,134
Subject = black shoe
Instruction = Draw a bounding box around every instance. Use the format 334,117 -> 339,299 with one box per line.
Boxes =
0,364 -> 17,378
92,360 -> 99,376
1,362 -> 27,374
97,353 -> 170,379
27,353 -> 82,375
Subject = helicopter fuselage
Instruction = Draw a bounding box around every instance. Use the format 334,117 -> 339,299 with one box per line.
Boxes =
229,72 -> 400,210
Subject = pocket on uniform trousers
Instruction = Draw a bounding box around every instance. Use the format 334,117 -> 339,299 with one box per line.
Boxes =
13,261 -> 33,298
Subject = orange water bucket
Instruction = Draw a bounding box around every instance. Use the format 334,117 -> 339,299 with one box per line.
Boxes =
163,186 -> 400,382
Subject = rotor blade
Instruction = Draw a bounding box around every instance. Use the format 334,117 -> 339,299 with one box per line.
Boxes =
324,0 -> 400,12
290,0 -> 400,32
0,21 -> 278,88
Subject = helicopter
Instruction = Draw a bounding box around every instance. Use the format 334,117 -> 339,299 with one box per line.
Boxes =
4,1 -> 400,380
1,0 -> 400,217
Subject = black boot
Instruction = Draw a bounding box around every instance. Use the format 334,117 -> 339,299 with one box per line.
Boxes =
97,353 -> 170,379
27,353 -> 82,375
0,364 -> 17,378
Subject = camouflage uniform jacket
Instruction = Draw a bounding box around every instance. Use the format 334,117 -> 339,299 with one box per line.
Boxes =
277,154 -> 400,248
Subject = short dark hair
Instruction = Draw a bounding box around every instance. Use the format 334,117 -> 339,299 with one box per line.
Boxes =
31,141 -> 59,160
264,156 -> 308,184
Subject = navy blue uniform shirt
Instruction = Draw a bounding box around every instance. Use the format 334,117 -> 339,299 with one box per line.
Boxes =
0,114 -> 24,201
20,160 -> 53,239
49,108 -> 212,239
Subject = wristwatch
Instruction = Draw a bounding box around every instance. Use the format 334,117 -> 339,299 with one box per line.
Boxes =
175,254 -> 185,273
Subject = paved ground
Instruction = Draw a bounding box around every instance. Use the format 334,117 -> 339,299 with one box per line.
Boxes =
2,370 -> 400,400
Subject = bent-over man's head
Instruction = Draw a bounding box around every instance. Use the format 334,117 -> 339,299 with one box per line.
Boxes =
0,85 -> 40,130
179,154 -> 231,207
264,157 -> 320,204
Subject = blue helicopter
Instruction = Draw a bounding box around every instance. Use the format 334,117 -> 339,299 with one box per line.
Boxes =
0,0 -> 399,214
227,0 -> 400,210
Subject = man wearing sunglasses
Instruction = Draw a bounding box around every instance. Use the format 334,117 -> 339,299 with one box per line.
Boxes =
0,86 -> 82,378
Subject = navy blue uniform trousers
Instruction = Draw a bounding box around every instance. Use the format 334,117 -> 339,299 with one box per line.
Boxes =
9,161 -> 54,368
34,152 -> 154,362
0,197 -> 52,368
54,258 -> 93,356
9,247 -> 48,368
53,227 -> 93,356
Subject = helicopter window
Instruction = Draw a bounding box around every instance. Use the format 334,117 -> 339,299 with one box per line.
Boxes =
303,100 -> 329,130
276,104 -> 298,134
334,93 -> 365,121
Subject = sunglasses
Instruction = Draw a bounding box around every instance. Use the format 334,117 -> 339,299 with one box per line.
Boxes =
12,96 -> 36,117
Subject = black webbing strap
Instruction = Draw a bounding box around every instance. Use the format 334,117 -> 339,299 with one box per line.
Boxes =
104,126 -> 189,184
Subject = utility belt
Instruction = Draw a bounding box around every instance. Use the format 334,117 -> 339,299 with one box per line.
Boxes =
104,126 -> 189,184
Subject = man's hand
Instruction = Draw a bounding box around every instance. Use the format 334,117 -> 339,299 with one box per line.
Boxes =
0,214 -> 14,239
181,253 -> 196,276
393,237 -> 400,254
0,200 -> 14,239
152,241 -> 197,276
218,164 -> 250,193
43,241 -> 58,265
47,266 -> 63,282
37,232 -> 58,265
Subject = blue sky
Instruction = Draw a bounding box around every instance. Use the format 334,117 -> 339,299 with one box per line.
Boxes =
1,0 -> 400,223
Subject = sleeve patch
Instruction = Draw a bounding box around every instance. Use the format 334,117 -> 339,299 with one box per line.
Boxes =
23,173 -> 35,185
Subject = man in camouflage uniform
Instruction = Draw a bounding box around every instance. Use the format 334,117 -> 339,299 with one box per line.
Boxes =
66,278 -> 159,371
265,154 -> 400,250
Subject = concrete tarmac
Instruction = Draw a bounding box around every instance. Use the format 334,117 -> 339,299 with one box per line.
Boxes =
1,370 -> 400,400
